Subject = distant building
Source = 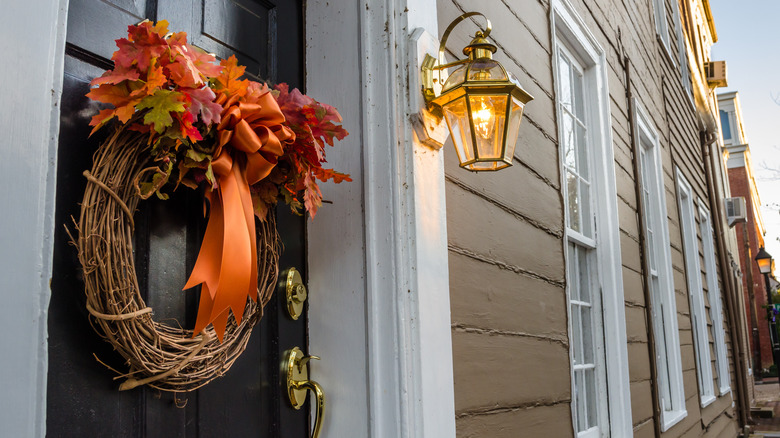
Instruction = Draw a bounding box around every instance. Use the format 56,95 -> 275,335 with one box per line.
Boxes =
719,91 -> 774,372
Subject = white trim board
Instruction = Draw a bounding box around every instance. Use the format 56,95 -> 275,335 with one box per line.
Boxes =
552,0 -> 633,436
0,0 -> 68,436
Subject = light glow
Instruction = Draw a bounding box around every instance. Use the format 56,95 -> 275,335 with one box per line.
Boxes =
472,97 -> 495,139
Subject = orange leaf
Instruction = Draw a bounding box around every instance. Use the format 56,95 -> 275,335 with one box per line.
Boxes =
214,55 -> 248,97
86,83 -> 132,107
145,64 -> 167,92
90,67 -> 140,86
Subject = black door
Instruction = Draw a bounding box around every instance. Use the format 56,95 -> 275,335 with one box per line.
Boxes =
48,1 -> 308,437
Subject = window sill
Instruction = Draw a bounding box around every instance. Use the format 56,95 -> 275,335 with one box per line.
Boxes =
661,409 -> 687,432
701,394 -> 716,408
719,386 -> 732,397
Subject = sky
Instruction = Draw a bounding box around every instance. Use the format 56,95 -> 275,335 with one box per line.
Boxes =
709,0 -> 780,262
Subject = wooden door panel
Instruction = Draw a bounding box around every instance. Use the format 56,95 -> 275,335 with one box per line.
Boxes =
48,1 -> 307,437
158,0 -> 276,82
67,0 -> 152,61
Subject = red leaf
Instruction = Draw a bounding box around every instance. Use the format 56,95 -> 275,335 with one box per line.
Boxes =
177,111 -> 203,143
302,172 -> 322,218
88,109 -> 116,135
183,87 -> 222,125
185,44 -> 222,78
312,167 -> 352,184
113,21 -> 169,71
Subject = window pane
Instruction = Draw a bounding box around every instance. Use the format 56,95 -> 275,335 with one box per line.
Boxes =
563,112 -> 576,169
567,170 -> 580,232
576,122 -> 588,179
575,370 -> 587,432
569,243 -> 580,302
579,178 -> 592,238
578,247 -> 591,303
582,304 -> 595,365
572,304 -> 583,365
719,110 -> 731,140
585,368 -> 598,429
558,53 -> 572,110
573,66 -> 585,120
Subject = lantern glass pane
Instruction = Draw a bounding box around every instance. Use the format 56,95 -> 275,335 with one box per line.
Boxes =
442,97 -> 474,164
503,97 -> 525,163
758,258 -> 772,274
467,161 -> 501,171
469,94 -> 506,160
467,59 -> 507,82
442,65 -> 467,92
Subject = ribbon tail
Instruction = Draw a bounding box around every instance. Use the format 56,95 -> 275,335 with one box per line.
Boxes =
206,164 -> 255,333
192,283 -> 216,336
183,192 -> 222,296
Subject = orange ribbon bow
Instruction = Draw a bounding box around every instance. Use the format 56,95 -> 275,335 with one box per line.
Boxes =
184,87 -> 294,341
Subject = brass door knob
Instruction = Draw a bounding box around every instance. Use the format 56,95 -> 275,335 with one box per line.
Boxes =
284,347 -> 325,438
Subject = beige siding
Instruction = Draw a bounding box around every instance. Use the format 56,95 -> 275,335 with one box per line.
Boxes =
440,0 -> 742,436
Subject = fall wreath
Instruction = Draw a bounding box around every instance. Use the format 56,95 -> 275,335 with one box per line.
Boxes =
71,20 -> 349,391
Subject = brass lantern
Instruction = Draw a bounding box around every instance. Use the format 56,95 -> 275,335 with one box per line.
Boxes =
422,12 -> 533,171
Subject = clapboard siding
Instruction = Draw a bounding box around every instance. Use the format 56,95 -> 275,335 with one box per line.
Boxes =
440,0 -> 742,436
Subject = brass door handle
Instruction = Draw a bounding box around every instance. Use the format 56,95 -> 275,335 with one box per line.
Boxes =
285,347 -> 325,438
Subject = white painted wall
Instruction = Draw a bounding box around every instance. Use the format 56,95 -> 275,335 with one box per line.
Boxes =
0,1 -> 68,436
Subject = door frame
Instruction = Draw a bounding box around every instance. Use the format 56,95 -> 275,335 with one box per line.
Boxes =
306,0 -> 456,437
2,0 -> 457,436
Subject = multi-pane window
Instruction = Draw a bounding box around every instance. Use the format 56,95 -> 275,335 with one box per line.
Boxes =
698,201 -> 731,394
634,100 -> 687,430
554,2 -> 633,435
557,41 -> 609,438
672,0 -> 693,100
652,0 -> 673,56
676,170 -> 716,406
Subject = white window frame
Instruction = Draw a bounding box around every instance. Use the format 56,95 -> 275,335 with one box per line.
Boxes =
672,0 -> 694,105
697,200 -> 731,395
633,98 -> 687,430
652,0 -> 676,63
676,169 -> 716,407
552,1 -> 633,436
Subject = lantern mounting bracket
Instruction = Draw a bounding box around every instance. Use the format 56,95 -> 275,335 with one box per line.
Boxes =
421,12 -> 494,108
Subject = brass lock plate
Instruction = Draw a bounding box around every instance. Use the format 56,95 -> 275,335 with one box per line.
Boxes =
283,267 -> 307,320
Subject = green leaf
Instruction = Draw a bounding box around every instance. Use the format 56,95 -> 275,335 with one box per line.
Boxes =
205,163 -> 216,188
136,89 -> 186,133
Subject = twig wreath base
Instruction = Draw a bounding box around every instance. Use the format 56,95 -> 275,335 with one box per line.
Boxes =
71,122 -> 280,392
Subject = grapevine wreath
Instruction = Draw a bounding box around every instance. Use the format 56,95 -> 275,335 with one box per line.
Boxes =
71,20 -> 349,391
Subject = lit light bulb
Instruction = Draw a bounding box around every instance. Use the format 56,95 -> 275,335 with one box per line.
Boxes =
472,97 -> 495,139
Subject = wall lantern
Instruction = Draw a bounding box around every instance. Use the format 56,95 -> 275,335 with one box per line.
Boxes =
420,12 -> 533,171
756,246 -> 773,275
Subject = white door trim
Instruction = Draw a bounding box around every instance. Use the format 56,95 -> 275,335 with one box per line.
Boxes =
0,0 -> 68,436
306,0 -> 456,437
